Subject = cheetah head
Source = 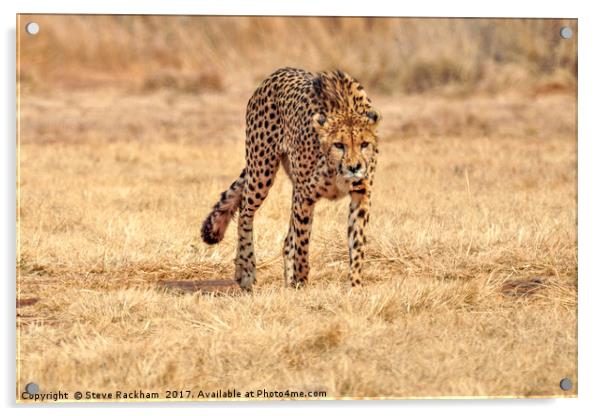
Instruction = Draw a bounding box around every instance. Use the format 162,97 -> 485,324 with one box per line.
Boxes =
313,110 -> 381,180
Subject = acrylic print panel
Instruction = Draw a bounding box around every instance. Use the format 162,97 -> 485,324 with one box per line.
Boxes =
16,15 -> 577,402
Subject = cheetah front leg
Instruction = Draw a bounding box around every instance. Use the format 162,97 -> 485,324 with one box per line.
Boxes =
283,214 -> 294,287
285,191 -> 315,288
348,182 -> 372,287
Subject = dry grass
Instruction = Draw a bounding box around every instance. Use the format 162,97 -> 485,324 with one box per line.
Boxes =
17,15 -> 577,400
17,89 -> 576,399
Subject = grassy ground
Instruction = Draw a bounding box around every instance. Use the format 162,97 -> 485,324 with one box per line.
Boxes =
17,85 -> 577,399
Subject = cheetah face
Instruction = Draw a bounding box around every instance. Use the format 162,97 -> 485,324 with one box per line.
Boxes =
313,110 -> 381,180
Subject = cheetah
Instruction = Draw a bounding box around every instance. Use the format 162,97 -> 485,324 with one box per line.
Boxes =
201,67 -> 381,290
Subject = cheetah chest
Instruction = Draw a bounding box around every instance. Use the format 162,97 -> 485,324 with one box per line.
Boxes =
319,176 -> 350,200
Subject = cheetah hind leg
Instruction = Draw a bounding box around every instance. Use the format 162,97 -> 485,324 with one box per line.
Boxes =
235,171 -> 278,290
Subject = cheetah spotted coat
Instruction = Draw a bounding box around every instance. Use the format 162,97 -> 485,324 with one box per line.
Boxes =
202,67 -> 380,290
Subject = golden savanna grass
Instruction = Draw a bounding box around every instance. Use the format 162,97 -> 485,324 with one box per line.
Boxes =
17,16 -> 577,399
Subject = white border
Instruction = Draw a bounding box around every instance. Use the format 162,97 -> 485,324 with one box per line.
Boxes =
3,1 -> 601,415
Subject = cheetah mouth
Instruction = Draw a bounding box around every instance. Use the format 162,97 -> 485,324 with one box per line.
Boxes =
342,171 -> 365,180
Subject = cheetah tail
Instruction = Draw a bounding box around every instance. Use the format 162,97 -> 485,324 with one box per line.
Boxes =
201,169 -> 246,245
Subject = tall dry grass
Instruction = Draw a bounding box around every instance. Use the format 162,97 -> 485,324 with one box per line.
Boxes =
19,15 -> 576,95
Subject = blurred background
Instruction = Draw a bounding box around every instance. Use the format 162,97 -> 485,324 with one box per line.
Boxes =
20,16 -> 576,96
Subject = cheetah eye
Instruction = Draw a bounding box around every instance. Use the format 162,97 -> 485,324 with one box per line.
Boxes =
360,142 -> 370,149
333,143 -> 345,150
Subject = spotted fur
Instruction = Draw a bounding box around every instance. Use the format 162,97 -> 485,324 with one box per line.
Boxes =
201,67 -> 381,290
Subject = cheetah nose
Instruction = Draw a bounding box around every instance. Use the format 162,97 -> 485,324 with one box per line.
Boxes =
349,163 -> 361,173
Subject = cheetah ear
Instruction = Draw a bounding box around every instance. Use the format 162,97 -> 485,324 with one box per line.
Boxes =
365,109 -> 381,126
312,113 -> 329,131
